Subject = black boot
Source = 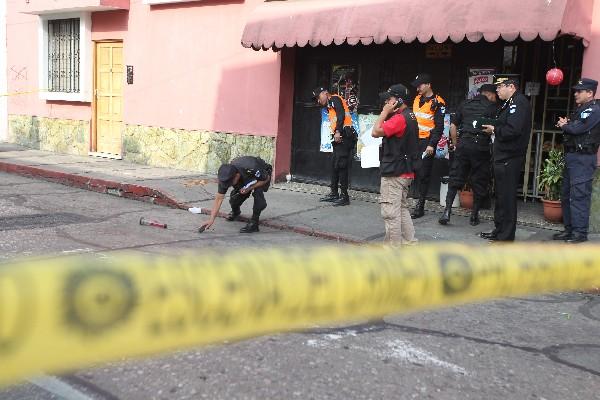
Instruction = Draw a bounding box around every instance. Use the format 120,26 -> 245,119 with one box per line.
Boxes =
332,192 -> 350,207
226,208 -> 241,221
438,206 -> 451,225
470,203 -> 480,226
320,191 -> 339,202
565,232 -> 587,243
411,198 -> 425,219
480,231 -> 497,240
552,230 -> 572,240
240,213 -> 260,233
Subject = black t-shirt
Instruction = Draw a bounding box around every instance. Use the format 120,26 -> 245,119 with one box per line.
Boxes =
217,156 -> 270,194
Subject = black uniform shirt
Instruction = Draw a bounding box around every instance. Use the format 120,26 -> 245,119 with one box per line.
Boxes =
217,156 -> 270,195
493,92 -> 532,161
563,100 -> 600,135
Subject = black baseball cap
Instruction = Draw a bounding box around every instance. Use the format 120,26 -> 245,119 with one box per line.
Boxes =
493,74 -> 520,87
311,87 -> 328,100
411,73 -> 432,88
479,84 -> 497,94
379,84 -> 410,103
572,78 -> 598,92
217,164 -> 237,186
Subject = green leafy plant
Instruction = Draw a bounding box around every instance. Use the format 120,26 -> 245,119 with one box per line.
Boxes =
538,149 -> 565,201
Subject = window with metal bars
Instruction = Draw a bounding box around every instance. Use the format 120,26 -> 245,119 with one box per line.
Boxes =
47,18 -> 80,93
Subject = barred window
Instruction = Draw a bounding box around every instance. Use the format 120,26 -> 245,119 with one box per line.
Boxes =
47,18 -> 80,93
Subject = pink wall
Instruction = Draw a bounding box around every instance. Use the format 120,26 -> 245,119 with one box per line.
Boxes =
582,0 -> 600,83
7,0 -> 281,137
6,9 -> 91,120
581,0 -> 600,165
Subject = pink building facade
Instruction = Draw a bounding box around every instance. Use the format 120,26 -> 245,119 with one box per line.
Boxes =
6,0 -> 283,176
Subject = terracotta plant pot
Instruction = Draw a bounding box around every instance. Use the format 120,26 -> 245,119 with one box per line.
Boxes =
542,199 -> 563,223
459,190 -> 473,209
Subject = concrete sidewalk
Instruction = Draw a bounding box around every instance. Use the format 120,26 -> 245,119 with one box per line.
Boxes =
0,143 -> 568,243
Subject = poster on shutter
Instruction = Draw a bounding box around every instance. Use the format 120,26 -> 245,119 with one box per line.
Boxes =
357,114 -> 380,166
467,68 -> 495,99
331,65 -> 360,112
435,114 -> 452,159
320,108 -> 333,153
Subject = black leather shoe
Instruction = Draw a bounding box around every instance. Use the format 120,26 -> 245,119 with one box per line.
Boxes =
565,233 -> 587,243
332,195 -> 350,207
411,200 -> 425,219
438,207 -> 451,225
320,192 -> 339,202
240,221 -> 259,233
226,210 -> 241,221
469,212 -> 480,226
480,231 -> 497,240
552,230 -> 572,240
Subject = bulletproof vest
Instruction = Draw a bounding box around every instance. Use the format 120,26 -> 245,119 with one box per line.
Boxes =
565,100 -> 600,149
380,108 -> 419,177
460,95 -> 491,134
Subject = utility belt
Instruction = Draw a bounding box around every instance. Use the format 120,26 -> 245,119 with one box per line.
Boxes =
564,143 -> 599,154
459,131 -> 490,142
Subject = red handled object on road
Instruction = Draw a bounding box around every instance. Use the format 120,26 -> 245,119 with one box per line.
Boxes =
139,217 -> 167,229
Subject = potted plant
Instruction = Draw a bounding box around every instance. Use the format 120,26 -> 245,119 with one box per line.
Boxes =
459,181 -> 474,209
538,148 -> 565,223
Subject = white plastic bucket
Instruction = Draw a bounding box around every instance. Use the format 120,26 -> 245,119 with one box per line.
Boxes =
439,177 -> 460,207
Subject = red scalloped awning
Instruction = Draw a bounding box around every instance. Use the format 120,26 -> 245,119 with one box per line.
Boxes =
241,0 -> 593,50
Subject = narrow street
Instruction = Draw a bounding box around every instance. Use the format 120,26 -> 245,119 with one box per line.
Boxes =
1,173 -> 599,400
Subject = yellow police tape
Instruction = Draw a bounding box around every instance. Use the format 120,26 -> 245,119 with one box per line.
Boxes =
1,243 -> 599,386
0,89 -> 47,97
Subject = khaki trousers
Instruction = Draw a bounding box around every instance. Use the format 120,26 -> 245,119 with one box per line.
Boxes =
380,176 -> 417,245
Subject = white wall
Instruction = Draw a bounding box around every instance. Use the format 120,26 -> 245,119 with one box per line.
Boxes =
0,0 -> 7,142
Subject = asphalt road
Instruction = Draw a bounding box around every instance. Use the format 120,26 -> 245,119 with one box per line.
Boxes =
1,173 -> 599,400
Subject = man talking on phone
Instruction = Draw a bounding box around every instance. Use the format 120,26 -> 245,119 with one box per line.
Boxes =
371,84 -> 419,245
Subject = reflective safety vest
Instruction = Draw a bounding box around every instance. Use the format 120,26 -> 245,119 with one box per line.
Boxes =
328,94 -> 353,133
413,94 -> 446,139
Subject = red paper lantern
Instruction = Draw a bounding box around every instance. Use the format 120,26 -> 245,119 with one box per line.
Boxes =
546,68 -> 564,86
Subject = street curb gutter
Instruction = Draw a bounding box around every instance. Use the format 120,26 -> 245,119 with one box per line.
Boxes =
0,161 -> 186,209
198,209 -> 363,244
0,161 -> 363,244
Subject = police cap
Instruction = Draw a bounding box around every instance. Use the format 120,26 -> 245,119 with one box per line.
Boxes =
411,73 -> 432,88
379,84 -> 410,103
572,78 -> 598,92
217,164 -> 237,187
493,74 -> 520,87
479,84 -> 497,94
311,87 -> 328,101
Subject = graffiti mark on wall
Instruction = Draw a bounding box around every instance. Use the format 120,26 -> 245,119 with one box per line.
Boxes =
10,67 -> 28,81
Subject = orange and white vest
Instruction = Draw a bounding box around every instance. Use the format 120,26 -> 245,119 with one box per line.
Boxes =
413,94 -> 446,139
328,94 -> 353,133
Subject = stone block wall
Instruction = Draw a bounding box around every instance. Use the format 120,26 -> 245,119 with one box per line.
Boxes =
7,115 -> 275,176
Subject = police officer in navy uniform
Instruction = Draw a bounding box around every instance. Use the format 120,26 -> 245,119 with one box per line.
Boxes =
480,75 -> 532,241
313,87 -> 357,206
200,156 -> 272,233
554,78 -> 600,243
439,84 -> 498,226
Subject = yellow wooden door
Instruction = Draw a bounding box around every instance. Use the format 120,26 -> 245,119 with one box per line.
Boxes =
95,42 -> 124,156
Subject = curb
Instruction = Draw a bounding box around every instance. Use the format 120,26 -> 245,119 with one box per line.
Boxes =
198,209 -> 363,244
0,162 -> 186,210
0,161 -> 362,244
